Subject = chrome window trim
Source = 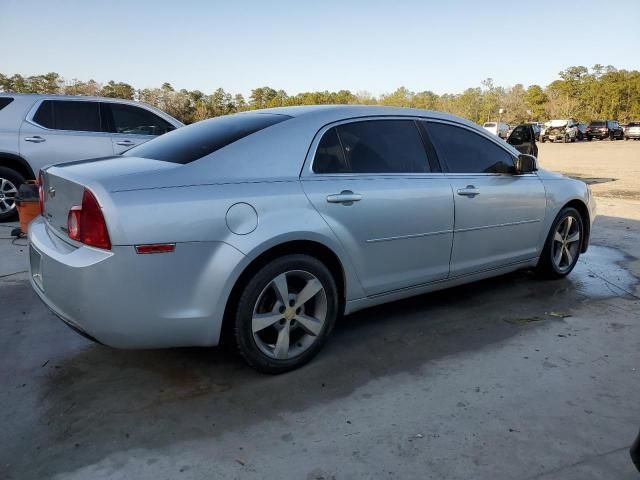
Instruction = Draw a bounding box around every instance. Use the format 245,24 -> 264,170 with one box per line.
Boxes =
303,114 -> 527,178
302,115 -> 446,178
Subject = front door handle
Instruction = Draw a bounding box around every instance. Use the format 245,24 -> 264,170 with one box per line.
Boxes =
24,136 -> 46,143
457,185 -> 480,197
115,140 -> 136,146
326,190 -> 362,204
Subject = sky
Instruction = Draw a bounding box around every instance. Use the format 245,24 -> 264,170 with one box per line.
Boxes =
1,0 -> 639,97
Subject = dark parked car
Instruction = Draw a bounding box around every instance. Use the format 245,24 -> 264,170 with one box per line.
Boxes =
576,123 -> 588,140
507,124 -> 538,157
586,120 -> 624,140
524,122 -> 541,141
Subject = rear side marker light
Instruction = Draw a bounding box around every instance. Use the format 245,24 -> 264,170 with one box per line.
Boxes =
135,244 -> 176,254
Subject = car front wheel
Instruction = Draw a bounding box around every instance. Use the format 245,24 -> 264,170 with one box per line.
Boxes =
536,207 -> 583,279
0,167 -> 24,222
234,254 -> 338,374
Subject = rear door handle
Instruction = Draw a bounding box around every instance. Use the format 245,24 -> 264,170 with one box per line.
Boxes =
326,190 -> 362,204
457,185 -> 480,197
115,140 -> 136,146
24,136 -> 46,143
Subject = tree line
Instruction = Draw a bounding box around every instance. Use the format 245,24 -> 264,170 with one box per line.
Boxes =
1,65 -> 639,125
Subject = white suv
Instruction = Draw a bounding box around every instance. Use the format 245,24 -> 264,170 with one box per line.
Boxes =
0,94 -> 183,220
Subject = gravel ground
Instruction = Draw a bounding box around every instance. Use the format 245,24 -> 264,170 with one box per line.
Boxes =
537,140 -> 640,200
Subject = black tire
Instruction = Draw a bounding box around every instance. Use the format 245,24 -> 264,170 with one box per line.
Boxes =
535,207 -> 584,279
234,254 -> 339,374
0,167 -> 25,222
587,136 -> 592,141
541,137 -> 546,143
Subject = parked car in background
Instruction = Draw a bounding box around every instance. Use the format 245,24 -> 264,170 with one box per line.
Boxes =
524,122 -> 541,141
0,94 -> 183,220
586,120 -> 624,140
576,123 -> 588,140
482,121 -> 509,139
623,122 -> 640,140
541,119 -> 579,143
507,124 -> 538,157
29,106 -> 595,373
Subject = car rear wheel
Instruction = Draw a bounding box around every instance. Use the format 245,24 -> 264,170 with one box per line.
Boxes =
234,254 -> 338,374
536,207 -> 583,279
0,167 -> 24,222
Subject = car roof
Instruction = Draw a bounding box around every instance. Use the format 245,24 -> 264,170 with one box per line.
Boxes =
253,104 -> 479,127
0,92 -> 146,104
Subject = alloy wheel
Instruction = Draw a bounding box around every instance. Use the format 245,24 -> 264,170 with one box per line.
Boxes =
552,215 -> 581,272
251,270 -> 328,360
0,177 -> 18,214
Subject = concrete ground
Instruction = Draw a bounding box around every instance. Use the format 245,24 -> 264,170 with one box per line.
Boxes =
1,142 -> 639,479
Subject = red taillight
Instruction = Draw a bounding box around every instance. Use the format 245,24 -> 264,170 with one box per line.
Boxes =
66,189 -> 111,249
38,171 -> 45,216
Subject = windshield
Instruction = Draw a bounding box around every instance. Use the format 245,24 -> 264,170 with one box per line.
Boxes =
589,121 -> 606,127
483,123 -> 496,127
124,113 -> 292,164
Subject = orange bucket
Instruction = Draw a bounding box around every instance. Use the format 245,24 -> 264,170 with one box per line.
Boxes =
16,181 -> 40,235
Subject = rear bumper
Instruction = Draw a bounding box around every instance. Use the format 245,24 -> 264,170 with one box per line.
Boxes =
587,131 -> 608,139
28,217 -> 245,348
543,134 -> 566,141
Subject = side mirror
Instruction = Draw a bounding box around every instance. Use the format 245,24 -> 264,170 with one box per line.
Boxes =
515,154 -> 537,174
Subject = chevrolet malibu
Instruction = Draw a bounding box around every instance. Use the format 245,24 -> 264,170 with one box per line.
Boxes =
29,106 -> 596,373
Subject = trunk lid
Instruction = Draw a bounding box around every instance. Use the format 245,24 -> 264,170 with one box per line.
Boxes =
41,156 -> 180,238
40,170 -> 85,238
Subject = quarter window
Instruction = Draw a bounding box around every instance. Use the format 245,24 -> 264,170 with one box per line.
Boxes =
0,97 -> 13,111
33,100 -> 102,132
313,120 -> 430,174
424,122 -> 514,174
105,103 -> 174,136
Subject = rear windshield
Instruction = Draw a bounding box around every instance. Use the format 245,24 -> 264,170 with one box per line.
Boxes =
589,121 -> 605,127
627,122 -> 640,127
0,97 -> 14,111
123,113 -> 291,164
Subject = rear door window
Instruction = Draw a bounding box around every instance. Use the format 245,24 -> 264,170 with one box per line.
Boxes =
33,100 -> 102,132
424,122 -> 514,174
104,103 -> 174,136
124,113 -> 291,164
313,120 -> 430,174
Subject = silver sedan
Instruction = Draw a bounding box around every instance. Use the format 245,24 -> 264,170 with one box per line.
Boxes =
29,106 -> 596,373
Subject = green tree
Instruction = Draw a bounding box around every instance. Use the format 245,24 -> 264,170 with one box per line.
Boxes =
100,80 -> 135,99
